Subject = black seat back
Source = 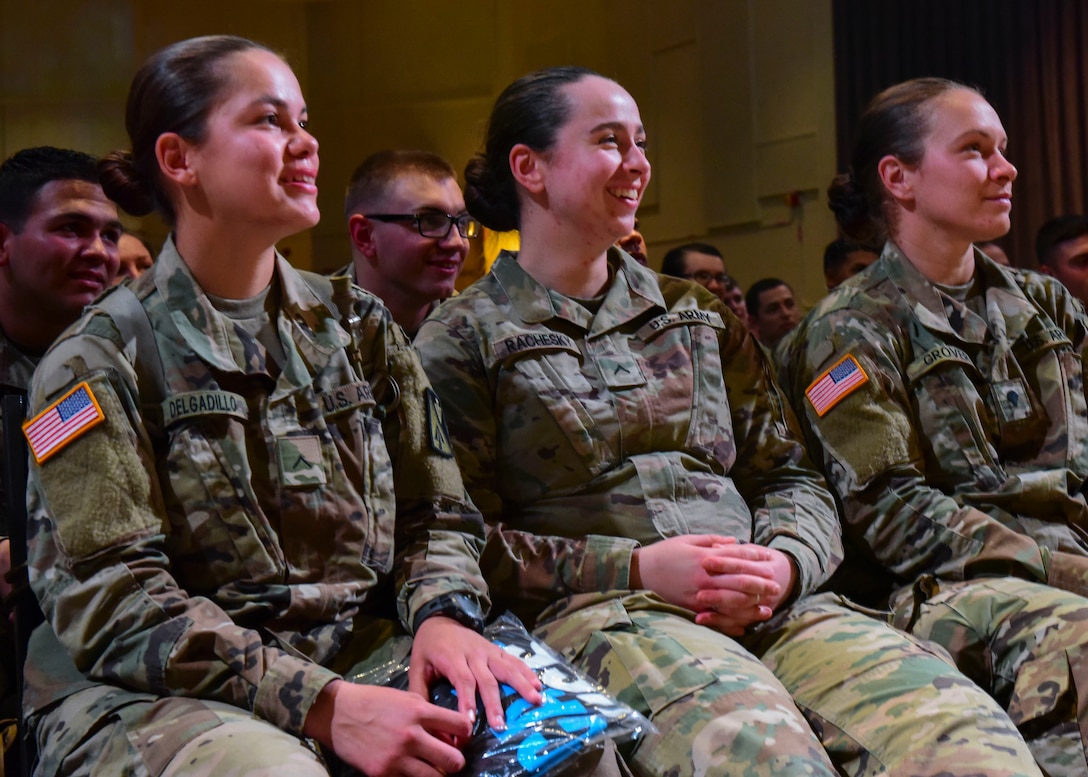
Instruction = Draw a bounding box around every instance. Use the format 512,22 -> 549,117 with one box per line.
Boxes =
1,387 -> 42,775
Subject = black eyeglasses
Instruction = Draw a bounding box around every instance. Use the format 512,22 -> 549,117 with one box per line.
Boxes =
685,271 -> 729,285
365,212 -> 481,239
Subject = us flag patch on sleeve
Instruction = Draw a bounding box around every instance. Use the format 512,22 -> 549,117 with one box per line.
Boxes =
805,354 -> 869,417
23,381 -> 105,464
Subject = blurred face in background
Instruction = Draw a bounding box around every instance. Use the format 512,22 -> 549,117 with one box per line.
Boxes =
114,232 -> 154,283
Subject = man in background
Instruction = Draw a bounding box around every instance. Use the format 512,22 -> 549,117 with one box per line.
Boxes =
0,144 -> 120,765
660,242 -> 730,303
1036,214 -> 1088,305
340,150 -> 479,337
977,241 -> 1011,267
616,218 -> 648,266
746,277 -> 799,348
823,238 -> 879,290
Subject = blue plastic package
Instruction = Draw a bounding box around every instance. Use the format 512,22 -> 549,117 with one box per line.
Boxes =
351,612 -> 654,777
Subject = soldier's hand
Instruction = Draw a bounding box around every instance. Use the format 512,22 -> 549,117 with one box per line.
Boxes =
303,679 -> 471,777
631,534 -> 763,612
693,546 -> 796,636
409,616 -> 542,732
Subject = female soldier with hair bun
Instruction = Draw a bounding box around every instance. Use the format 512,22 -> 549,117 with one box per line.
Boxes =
415,67 -> 1043,777
22,34 -> 541,777
779,77 -> 1088,774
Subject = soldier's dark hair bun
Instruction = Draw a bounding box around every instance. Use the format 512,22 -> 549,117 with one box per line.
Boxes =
99,150 -> 155,217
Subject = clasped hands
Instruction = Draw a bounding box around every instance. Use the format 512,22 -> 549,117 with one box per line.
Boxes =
631,535 -> 797,637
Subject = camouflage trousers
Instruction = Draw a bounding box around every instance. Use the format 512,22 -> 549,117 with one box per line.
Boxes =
31,688 -> 328,776
890,575 -> 1088,777
535,590 -> 1041,777
27,621 -> 635,777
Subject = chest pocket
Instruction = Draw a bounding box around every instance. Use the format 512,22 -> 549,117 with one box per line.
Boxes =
638,310 -> 733,466
162,392 -> 285,584
488,330 -> 616,479
313,377 -> 394,572
906,343 -> 1004,491
1012,323 -> 1088,472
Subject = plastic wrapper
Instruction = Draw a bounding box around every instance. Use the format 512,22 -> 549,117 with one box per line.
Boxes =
349,612 -> 654,777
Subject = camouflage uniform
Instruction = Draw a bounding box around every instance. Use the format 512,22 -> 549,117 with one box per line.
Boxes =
777,242 -> 1088,775
415,249 -> 1041,777
24,238 -> 491,776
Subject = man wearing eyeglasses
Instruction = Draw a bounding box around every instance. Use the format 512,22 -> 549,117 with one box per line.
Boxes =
340,150 -> 480,337
659,242 -> 731,305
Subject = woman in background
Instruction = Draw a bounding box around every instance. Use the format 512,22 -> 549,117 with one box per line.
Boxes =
415,66 -> 1041,777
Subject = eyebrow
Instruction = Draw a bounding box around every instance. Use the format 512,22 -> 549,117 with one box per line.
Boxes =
590,120 -> 646,136
49,211 -> 123,231
251,95 -> 308,114
952,128 -> 1007,146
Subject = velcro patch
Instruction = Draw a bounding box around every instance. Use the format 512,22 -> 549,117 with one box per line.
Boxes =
993,378 -> 1033,423
318,380 -> 375,417
638,309 -> 726,341
162,390 -> 248,426
805,354 -> 869,417
906,344 -> 973,382
494,331 -> 578,361
277,435 -> 326,487
1021,326 -> 1071,353
24,381 -> 105,464
425,388 -> 454,458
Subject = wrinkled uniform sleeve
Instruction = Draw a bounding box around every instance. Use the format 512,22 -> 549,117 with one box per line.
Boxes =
716,309 -> 843,597
414,317 -> 637,615
781,307 -> 1052,589
26,316 -> 337,735
349,298 -> 491,631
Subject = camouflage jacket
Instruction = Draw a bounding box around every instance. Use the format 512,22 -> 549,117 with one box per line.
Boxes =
415,249 -> 842,624
25,238 -> 489,734
0,327 -> 38,537
777,243 -> 1088,603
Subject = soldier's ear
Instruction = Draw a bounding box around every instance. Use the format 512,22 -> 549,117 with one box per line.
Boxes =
0,222 -> 14,268
878,154 -> 914,205
510,143 -> 545,194
347,213 -> 379,263
155,132 -> 198,187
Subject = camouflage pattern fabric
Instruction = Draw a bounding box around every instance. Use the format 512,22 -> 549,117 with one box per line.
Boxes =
415,249 -> 1042,777
24,237 -> 491,776
777,242 -> 1088,773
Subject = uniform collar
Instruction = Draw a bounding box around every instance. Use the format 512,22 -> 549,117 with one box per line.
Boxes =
491,247 -> 665,336
881,242 -> 1037,344
152,236 -> 347,383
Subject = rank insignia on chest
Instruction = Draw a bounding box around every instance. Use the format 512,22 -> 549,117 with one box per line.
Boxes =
992,378 -> 1033,423
23,381 -> 106,464
805,354 -> 869,416
277,435 -> 327,487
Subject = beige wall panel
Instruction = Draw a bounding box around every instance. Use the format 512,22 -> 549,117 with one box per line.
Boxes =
698,0 -> 760,230
1,103 -> 125,160
308,97 -> 494,270
0,0 -> 839,292
131,1 -> 310,78
642,42 -> 704,242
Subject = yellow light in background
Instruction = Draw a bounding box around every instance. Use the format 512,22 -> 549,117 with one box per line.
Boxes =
456,228 -> 520,291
